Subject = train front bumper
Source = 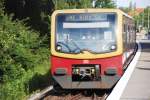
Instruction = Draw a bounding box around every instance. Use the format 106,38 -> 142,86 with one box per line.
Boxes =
53,75 -> 121,89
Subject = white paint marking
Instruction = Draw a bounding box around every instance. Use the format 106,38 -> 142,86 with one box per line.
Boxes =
28,86 -> 53,100
107,42 -> 141,100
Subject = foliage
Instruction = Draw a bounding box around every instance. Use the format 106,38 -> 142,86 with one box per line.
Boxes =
0,0 -> 50,99
0,0 -> 4,15
4,0 -> 54,36
0,63 -> 50,100
142,7 -> 150,29
52,0 -> 116,10
1,15 -> 42,81
0,77 -> 27,100
134,7 -> 150,30
0,14 -> 49,99
95,0 -> 116,8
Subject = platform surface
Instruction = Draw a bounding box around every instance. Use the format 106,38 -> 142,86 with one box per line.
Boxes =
120,39 -> 150,100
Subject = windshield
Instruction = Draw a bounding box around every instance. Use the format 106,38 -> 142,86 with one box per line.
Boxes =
55,13 -> 117,54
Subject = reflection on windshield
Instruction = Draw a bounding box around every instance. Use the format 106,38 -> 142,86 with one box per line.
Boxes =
56,40 -> 83,54
56,13 -> 117,54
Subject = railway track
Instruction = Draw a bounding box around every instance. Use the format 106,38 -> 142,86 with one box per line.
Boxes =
42,89 -> 109,100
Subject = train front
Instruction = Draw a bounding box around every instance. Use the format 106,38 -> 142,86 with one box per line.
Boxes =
51,9 -> 123,89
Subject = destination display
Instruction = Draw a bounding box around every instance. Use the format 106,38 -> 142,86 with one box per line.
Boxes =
63,22 -> 110,28
65,14 -> 108,21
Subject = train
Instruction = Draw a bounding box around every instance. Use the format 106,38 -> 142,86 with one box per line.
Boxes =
51,9 -> 136,90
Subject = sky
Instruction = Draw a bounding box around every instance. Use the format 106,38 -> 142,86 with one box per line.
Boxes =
115,0 -> 150,8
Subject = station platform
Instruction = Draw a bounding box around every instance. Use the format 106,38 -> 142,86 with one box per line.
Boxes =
120,39 -> 150,100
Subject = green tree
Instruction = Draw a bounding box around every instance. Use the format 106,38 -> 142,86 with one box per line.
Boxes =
52,0 -> 116,9
134,7 -> 150,30
95,0 -> 116,8
0,1 -> 49,99
143,7 -> 150,30
4,0 -> 54,36
0,14 -> 49,99
78,0 -> 92,8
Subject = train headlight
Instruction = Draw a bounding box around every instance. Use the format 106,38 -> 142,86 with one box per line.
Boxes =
56,45 -> 62,51
91,68 -> 95,74
110,45 -> 116,50
73,68 -> 79,74
76,68 -> 79,74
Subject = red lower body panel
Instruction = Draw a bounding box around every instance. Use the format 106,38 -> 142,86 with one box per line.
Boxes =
51,55 -> 123,76
51,55 -> 123,89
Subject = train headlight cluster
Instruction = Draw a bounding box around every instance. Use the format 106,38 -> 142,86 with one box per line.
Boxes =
73,68 -> 96,75
91,68 -> 95,74
73,68 -> 79,74
110,45 -> 116,50
56,45 -> 62,51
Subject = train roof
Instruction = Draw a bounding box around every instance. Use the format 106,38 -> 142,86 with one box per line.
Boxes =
52,8 -> 133,19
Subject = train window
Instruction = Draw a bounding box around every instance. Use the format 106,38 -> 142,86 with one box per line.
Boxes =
129,25 -> 132,33
128,25 -> 130,32
123,24 -> 127,33
123,24 -> 125,32
132,26 -> 134,32
55,13 -> 117,54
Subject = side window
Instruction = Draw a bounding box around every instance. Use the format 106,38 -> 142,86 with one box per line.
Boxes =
124,24 -> 126,33
128,25 -> 130,33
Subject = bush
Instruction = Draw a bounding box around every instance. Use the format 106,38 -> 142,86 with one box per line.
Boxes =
0,79 -> 26,100
0,14 -> 49,99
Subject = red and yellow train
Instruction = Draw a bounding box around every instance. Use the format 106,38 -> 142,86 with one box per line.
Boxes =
51,9 -> 136,89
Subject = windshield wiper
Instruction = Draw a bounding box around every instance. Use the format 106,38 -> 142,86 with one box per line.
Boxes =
70,40 -> 83,54
56,41 -> 83,54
